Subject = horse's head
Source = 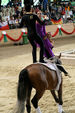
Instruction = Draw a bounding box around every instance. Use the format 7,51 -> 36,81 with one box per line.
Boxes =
45,53 -> 62,65
54,53 -> 62,65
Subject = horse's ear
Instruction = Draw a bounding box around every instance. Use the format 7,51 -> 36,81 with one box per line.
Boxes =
59,53 -> 61,58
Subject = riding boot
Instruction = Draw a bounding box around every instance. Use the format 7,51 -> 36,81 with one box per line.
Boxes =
39,59 -> 47,63
32,48 -> 37,63
39,50 -> 47,63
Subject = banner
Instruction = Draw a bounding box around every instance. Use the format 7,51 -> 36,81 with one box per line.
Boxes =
51,18 -> 63,25
0,22 -> 9,30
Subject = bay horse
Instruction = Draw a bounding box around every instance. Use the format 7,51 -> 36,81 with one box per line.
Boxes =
13,56 -> 65,113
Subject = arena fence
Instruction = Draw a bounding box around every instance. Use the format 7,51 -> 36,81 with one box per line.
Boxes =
0,25 -> 75,44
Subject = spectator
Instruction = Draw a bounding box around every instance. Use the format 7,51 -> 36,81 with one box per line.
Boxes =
0,15 -> 2,23
9,16 -> 15,29
20,7 -> 25,16
14,17 -> 19,28
0,10 -> 2,17
18,4 -> 22,13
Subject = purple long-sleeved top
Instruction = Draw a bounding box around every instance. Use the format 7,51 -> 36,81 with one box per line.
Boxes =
36,23 -> 54,58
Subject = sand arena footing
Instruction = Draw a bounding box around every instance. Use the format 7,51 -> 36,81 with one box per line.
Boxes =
56,49 -> 75,66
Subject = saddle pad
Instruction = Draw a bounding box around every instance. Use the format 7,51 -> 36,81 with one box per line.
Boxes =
41,62 -> 57,71
36,62 -> 57,71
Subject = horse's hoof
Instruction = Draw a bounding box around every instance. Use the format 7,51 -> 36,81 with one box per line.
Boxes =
62,111 -> 65,113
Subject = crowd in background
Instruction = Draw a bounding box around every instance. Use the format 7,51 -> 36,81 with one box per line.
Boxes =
0,0 -> 75,29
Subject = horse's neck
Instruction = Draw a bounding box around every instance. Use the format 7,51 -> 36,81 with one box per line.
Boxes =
45,57 -> 57,64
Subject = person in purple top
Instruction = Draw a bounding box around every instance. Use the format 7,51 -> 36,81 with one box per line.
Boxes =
36,11 -> 55,58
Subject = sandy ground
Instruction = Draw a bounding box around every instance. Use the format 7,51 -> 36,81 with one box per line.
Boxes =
0,26 -> 75,113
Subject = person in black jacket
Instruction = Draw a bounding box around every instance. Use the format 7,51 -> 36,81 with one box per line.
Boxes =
20,3 -> 46,63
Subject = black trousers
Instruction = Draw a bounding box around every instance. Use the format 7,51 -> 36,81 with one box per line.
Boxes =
28,33 -> 44,63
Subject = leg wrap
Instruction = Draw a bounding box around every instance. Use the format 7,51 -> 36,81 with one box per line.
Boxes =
36,107 -> 42,113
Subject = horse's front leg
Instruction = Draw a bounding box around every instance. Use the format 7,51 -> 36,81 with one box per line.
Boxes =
57,82 -> 65,113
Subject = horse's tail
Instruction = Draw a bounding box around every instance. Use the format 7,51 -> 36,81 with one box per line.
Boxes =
17,68 -> 31,101
12,68 -> 31,113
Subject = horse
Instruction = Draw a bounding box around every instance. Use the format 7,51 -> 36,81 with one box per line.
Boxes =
13,55 -> 65,113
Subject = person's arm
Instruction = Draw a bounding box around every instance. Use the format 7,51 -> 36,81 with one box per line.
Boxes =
43,35 -> 47,40
50,39 -> 54,47
34,14 -> 46,25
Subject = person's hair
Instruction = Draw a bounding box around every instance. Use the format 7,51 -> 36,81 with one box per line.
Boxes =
24,0 -> 30,5
25,4 -> 31,12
